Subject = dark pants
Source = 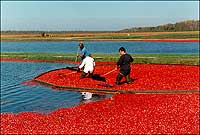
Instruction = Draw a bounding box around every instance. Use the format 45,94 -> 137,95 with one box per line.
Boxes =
116,72 -> 132,85
80,72 -> 93,78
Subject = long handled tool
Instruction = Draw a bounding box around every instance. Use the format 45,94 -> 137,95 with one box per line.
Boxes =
97,68 -> 117,88
75,45 -> 79,63
103,68 -> 117,76
58,71 -> 78,78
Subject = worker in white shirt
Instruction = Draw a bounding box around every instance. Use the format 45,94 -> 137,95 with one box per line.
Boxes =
78,54 -> 95,78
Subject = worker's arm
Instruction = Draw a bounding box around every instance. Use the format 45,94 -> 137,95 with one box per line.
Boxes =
93,61 -> 95,67
79,59 -> 86,69
78,48 -> 86,59
130,55 -> 134,63
117,56 -> 123,66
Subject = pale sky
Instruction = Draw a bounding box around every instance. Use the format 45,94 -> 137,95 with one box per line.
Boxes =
1,1 -> 199,31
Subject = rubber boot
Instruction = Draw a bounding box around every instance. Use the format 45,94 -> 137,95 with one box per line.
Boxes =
126,74 -> 132,84
77,68 -> 81,72
80,72 -> 86,78
116,74 -> 123,85
89,72 -> 93,78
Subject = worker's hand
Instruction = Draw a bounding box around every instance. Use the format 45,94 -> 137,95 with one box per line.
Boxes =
116,66 -> 119,70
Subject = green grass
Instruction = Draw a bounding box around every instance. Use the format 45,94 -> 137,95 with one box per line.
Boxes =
78,35 -> 144,40
145,33 -> 199,39
1,37 -> 72,42
1,33 -> 199,42
1,52 -> 199,65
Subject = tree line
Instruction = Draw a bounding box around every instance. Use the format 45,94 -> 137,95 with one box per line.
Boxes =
119,20 -> 199,32
1,20 -> 199,34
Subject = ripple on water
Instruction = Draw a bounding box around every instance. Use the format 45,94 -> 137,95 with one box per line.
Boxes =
1,62 -> 111,114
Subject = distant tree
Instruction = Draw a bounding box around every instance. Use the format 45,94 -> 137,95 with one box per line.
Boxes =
119,20 -> 199,32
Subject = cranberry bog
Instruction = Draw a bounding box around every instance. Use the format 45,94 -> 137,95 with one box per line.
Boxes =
33,64 -> 199,93
1,59 -> 199,134
1,39 -> 199,134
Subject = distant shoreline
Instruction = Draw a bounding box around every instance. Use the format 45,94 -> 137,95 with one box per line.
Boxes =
1,31 -> 199,42
1,39 -> 199,42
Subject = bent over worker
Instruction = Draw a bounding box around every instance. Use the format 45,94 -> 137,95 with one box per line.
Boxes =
79,54 -> 95,78
116,47 -> 133,85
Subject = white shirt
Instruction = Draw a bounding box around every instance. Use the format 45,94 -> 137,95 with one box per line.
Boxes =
79,56 -> 95,73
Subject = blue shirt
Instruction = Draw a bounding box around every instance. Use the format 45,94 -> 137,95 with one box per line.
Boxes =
80,47 -> 89,60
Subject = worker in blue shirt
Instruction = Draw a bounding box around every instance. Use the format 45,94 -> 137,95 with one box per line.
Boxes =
76,42 -> 90,72
77,42 -> 90,61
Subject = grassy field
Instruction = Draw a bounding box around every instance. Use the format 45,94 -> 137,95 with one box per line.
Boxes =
1,31 -> 199,41
1,52 -> 199,65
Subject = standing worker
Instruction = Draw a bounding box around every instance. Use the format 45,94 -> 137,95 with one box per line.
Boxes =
116,47 -> 133,85
77,42 -> 90,62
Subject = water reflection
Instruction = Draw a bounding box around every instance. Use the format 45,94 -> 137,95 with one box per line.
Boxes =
1,62 -> 112,114
80,92 -> 112,104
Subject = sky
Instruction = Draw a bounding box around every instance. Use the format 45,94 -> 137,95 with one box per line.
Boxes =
1,1 -> 199,31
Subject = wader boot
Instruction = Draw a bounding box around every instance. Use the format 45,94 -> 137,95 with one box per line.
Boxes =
80,72 -> 86,78
77,68 -> 81,72
126,74 -> 132,84
116,73 -> 123,85
88,73 -> 93,78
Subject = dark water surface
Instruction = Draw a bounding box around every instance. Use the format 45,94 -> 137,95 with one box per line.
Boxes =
1,62 -> 109,114
1,41 -> 199,54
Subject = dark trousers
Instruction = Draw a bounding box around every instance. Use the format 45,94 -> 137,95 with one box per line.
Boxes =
80,72 -> 93,78
116,72 -> 132,85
